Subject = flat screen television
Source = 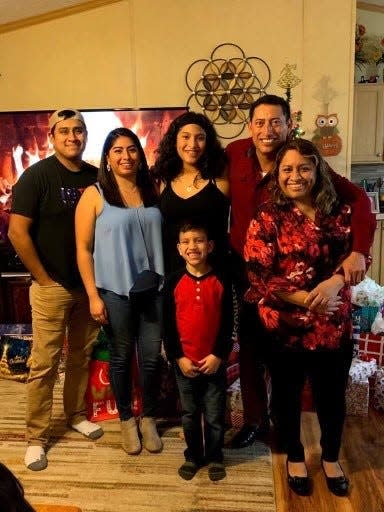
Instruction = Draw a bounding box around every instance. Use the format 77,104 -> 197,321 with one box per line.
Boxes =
0,107 -> 187,271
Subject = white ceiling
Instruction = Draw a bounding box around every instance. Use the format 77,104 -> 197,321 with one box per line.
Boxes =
0,0 -> 97,26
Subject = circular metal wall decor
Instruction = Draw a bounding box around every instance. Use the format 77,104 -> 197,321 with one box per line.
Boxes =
185,43 -> 271,138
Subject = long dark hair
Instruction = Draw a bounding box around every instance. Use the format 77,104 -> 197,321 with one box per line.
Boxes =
152,111 -> 227,183
98,127 -> 157,207
270,138 -> 338,215
0,463 -> 35,512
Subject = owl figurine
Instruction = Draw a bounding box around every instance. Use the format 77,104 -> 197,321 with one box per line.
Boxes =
312,113 -> 342,156
313,114 -> 339,138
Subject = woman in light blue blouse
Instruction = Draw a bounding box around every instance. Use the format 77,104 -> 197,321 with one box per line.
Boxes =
76,128 -> 163,456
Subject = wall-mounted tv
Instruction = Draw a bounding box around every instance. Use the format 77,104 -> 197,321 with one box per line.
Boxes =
0,107 -> 187,267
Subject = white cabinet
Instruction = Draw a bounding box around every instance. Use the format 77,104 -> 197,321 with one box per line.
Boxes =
366,219 -> 384,285
352,84 -> 384,163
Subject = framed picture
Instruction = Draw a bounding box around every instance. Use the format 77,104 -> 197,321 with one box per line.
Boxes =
366,191 -> 380,213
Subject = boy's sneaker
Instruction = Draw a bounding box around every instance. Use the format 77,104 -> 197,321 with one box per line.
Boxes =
208,462 -> 226,481
178,461 -> 199,480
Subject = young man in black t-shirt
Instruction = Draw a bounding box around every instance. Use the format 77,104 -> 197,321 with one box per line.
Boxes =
8,109 -> 103,471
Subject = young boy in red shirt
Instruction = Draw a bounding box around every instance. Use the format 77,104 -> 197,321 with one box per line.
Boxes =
163,220 -> 232,481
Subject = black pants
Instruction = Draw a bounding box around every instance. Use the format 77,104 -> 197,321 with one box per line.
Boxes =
268,342 -> 353,462
230,250 -> 270,425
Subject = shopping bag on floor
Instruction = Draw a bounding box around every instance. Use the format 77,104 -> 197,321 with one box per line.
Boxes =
0,334 -> 33,382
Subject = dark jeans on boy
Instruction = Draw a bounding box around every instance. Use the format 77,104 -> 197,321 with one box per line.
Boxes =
174,363 -> 227,466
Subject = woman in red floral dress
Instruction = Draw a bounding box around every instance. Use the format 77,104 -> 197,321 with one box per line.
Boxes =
244,139 -> 370,497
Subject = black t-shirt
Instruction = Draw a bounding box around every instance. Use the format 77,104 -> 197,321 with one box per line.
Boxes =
11,155 -> 97,288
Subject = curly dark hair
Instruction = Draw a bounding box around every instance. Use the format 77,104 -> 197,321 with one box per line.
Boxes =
270,138 -> 338,215
152,111 -> 227,183
98,127 -> 157,207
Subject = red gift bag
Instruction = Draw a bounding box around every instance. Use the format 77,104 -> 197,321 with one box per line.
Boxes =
86,352 -> 143,422
86,359 -> 119,422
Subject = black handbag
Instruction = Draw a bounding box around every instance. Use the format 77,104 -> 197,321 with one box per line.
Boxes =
129,269 -> 160,296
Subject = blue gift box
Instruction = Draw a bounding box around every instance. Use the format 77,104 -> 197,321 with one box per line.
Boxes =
357,306 -> 379,333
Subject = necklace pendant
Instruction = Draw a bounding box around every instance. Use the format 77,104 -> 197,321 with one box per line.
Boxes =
186,185 -> 192,192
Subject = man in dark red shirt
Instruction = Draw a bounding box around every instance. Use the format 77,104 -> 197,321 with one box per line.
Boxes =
226,94 -> 376,449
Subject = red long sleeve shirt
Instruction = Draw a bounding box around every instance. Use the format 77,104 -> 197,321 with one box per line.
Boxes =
226,137 -> 376,259
163,269 -> 233,365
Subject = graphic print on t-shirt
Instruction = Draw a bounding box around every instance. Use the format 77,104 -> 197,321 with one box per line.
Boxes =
59,186 -> 86,208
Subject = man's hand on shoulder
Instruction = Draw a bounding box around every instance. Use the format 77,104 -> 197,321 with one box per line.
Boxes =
337,251 -> 366,286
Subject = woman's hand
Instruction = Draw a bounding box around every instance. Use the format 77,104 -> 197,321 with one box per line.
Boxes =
197,354 -> 222,374
90,295 -> 108,324
177,357 -> 200,378
304,275 -> 345,314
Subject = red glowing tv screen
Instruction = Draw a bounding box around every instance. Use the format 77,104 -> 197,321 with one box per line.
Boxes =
0,107 -> 187,259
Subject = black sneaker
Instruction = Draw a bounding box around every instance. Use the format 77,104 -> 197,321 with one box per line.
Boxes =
178,461 -> 199,480
208,463 -> 226,481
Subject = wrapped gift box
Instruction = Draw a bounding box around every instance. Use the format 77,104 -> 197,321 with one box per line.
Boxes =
0,333 -> 33,382
358,306 -> 379,333
0,324 -> 32,335
226,362 -> 240,386
373,367 -> 384,412
226,377 -> 244,428
346,357 -> 377,416
346,377 -> 369,416
358,334 -> 384,366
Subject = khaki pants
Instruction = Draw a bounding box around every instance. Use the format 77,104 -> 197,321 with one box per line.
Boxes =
27,281 -> 99,447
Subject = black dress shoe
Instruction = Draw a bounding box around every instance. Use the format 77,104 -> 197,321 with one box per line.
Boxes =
321,461 -> 349,496
230,421 -> 270,449
287,461 -> 311,496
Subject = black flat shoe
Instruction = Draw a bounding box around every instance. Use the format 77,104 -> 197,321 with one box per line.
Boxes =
321,461 -> 349,496
287,460 -> 311,496
230,420 -> 270,449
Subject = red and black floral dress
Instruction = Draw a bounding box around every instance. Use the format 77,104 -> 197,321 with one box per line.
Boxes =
244,201 -> 354,351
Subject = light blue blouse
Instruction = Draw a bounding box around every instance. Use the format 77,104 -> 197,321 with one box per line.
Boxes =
93,186 -> 164,296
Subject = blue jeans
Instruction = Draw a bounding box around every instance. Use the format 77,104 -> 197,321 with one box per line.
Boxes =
174,363 -> 226,465
99,289 -> 162,420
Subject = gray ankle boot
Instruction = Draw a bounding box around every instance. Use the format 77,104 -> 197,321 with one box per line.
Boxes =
139,417 -> 163,453
121,417 -> 141,455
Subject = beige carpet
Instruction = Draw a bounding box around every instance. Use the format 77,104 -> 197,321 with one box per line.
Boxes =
0,379 -> 276,512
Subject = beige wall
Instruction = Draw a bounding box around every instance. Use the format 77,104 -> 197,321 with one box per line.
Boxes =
0,0 -> 356,174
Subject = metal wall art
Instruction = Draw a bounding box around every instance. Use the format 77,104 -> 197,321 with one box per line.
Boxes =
185,43 -> 271,138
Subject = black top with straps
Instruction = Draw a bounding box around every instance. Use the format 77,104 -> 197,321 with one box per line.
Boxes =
159,181 -> 230,273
